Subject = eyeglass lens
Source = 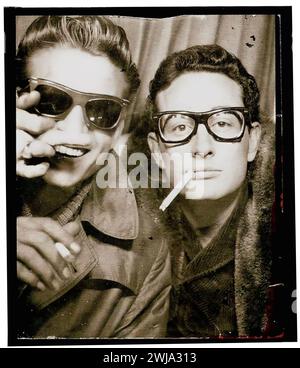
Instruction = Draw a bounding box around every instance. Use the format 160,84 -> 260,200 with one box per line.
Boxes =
159,110 -> 244,141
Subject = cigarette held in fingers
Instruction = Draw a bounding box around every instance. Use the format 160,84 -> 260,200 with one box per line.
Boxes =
159,171 -> 193,211
55,242 -> 76,272
55,242 -> 74,262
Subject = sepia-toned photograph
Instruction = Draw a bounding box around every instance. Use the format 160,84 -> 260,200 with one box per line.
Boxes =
5,7 -> 296,345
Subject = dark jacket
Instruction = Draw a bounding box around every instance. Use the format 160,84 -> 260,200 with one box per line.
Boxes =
128,115 -> 276,337
17,178 -> 171,338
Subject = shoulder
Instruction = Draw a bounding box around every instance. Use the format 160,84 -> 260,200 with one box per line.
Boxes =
132,186 -> 170,263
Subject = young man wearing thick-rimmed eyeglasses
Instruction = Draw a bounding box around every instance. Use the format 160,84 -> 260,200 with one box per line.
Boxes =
129,44 -> 276,338
15,15 -> 171,339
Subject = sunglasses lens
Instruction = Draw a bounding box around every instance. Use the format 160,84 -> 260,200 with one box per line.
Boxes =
35,85 -> 73,116
86,100 -> 122,128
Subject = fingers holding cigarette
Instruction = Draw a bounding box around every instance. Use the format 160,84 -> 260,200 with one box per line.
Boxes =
55,242 -> 78,274
17,217 -> 82,291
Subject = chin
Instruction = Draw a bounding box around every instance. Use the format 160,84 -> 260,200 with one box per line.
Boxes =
182,179 -> 234,201
43,160 -> 99,188
184,190 -> 226,201
43,170 -> 84,188
183,180 -> 205,200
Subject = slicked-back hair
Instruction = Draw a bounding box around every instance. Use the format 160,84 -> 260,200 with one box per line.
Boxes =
16,16 -> 140,97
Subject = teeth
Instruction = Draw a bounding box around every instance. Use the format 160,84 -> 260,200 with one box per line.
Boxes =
55,145 -> 87,158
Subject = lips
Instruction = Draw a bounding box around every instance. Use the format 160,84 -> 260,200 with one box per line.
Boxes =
54,144 -> 89,158
192,170 -> 221,179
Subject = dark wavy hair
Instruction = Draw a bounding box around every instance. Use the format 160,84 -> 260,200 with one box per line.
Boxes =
146,44 -> 260,128
129,44 -> 261,161
16,16 -> 140,98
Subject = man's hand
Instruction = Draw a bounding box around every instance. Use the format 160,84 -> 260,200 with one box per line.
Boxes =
16,91 -> 56,179
17,217 -> 82,291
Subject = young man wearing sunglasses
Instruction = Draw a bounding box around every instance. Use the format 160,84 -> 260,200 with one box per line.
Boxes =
15,16 -> 171,338
130,45 -> 275,337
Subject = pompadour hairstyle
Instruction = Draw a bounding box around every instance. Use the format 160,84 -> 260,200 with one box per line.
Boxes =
147,44 -> 260,124
16,16 -> 140,97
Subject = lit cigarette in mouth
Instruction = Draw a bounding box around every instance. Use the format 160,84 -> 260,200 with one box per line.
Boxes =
159,171 -> 193,212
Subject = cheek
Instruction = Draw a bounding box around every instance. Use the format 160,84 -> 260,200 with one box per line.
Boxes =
160,144 -> 193,185
220,143 -> 249,184
219,137 -> 249,165
161,142 -> 192,165
93,130 -> 115,153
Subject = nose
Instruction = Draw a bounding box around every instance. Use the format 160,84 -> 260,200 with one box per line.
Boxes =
191,124 -> 215,158
55,105 -> 89,133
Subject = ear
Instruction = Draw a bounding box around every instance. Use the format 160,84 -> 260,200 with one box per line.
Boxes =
247,122 -> 261,162
147,132 -> 165,169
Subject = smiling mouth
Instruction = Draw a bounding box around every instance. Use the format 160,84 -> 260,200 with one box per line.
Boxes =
54,145 -> 90,159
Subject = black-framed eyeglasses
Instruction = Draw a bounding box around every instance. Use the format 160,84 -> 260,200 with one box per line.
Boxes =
153,107 -> 252,143
27,77 -> 130,130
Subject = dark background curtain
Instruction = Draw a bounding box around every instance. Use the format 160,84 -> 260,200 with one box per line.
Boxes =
16,14 -> 275,131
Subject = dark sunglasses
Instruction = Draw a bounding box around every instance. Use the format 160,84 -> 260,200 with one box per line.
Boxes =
27,77 -> 129,130
153,107 -> 252,143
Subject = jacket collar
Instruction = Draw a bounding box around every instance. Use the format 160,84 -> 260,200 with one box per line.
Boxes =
80,171 -> 139,241
22,156 -> 143,311
26,176 -> 141,311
